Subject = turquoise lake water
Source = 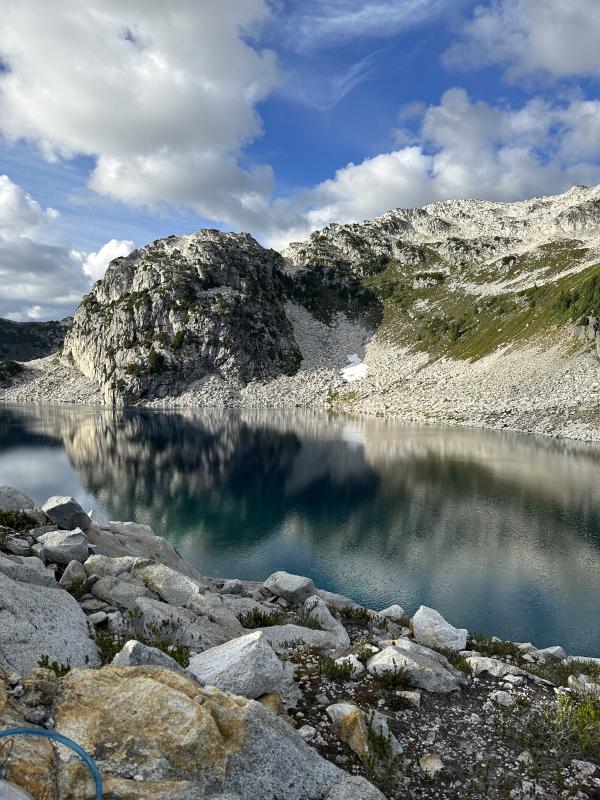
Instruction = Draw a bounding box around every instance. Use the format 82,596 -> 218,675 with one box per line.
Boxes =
1,404 -> 599,656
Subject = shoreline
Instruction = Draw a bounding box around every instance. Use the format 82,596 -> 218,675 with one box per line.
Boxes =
1,489 -> 600,798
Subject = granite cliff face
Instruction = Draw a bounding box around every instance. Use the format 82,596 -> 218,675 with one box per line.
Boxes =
62,230 -> 301,403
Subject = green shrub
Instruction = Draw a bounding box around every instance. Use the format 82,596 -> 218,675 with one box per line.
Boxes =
293,608 -> 323,630
238,608 -> 284,629
148,348 -> 166,374
320,656 -> 355,682
554,693 -> 600,756
37,654 -> 71,677
0,509 -> 32,531
373,665 -> 411,691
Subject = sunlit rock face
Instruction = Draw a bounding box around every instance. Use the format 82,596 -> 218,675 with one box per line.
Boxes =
62,230 -> 301,404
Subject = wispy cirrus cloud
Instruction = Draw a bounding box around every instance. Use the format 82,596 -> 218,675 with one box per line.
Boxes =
276,0 -> 449,52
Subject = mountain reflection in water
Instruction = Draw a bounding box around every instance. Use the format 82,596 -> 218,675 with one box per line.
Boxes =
1,404 -> 599,656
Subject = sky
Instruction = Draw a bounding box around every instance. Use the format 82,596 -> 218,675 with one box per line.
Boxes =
1,0 -> 600,320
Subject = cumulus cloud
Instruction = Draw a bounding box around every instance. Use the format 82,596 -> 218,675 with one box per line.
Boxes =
0,175 -> 133,320
445,0 -> 600,80
265,89 -> 600,248
0,0 -> 277,228
82,239 -> 135,281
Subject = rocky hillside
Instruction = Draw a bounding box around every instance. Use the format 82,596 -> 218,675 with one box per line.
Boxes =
61,231 -> 304,404
6,185 -> 600,439
1,486 -> 599,798
0,317 -> 71,361
284,184 -> 600,361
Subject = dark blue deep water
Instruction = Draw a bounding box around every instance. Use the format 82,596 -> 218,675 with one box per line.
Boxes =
1,404 -> 599,656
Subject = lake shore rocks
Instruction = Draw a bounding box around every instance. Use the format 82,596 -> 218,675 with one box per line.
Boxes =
1,484 -> 599,800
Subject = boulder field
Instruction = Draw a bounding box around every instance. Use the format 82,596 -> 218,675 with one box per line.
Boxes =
0,486 -> 599,799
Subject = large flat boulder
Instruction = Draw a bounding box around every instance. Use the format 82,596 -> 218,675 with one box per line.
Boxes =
48,666 -> 384,799
0,486 -> 34,511
187,631 -> 299,706
258,624 -> 349,657
0,572 -> 100,674
412,605 -> 468,652
41,496 -> 90,530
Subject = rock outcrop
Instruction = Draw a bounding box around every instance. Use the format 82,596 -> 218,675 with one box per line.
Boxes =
62,230 -> 302,403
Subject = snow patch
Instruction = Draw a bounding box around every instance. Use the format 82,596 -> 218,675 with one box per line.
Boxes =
341,354 -> 367,382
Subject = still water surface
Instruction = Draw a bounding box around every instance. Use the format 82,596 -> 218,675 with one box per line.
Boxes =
1,404 -> 599,655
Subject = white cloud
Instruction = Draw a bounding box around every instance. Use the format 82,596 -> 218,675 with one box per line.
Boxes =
82,239 -> 135,281
266,89 -> 600,248
0,175 -> 133,320
0,0 -> 277,228
446,0 -> 600,80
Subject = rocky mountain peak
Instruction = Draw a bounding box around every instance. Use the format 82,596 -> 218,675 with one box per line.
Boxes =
62,229 -> 301,404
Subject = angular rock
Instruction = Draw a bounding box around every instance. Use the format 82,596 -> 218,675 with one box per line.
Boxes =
91,575 -> 154,609
130,561 -> 200,606
259,624 -> 349,657
109,520 -> 155,537
59,560 -> 87,591
187,630 -> 299,706
3,536 -> 31,557
367,640 -> 466,693
132,596 -> 233,652
466,656 -> 530,680
412,605 -> 468,652
49,666 -> 385,799
377,604 -> 405,621
303,596 -> 351,652
221,578 -> 243,594
326,703 -> 402,774
526,645 -> 566,663
83,554 -> 139,577
0,572 -> 100,674
263,570 -> 316,605
0,486 -> 34,511
0,555 -> 56,588
317,589 -> 361,610
38,528 -> 89,566
489,690 -> 516,708
41,496 -> 90,530
112,639 -> 186,673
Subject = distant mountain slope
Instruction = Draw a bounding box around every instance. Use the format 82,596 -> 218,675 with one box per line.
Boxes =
283,184 -> 600,362
0,317 -> 72,361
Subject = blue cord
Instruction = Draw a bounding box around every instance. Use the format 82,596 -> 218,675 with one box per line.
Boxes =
0,727 -> 103,799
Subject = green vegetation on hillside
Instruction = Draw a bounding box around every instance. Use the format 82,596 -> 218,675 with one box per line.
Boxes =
363,256 -> 600,361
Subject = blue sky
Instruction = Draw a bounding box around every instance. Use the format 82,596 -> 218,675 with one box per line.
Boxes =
1,0 -> 600,319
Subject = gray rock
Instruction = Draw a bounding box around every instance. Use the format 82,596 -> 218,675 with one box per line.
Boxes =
0,571 -> 100,673
83,554 -> 139,577
377,604 -> 405,621
367,640 -> 466,693
41,496 -> 90,530
489,690 -> 516,708
185,593 -> 245,639
130,561 -> 200,606
0,486 -> 34,511
88,611 -> 108,626
2,536 -> 31,557
0,554 -> 57,588
526,645 -> 566,663
59,559 -> 87,590
132,596 -> 233,652
187,630 -> 300,706
91,575 -> 154,609
303,595 -> 350,653
263,570 -> 316,605
412,605 -> 468,652
29,524 -> 59,540
221,578 -> 243,594
112,639 -> 186,673
259,623 -> 349,656
216,691 -> 386,800
466,656 -> 530,679
317,589 -> 361,610
109,520 -> 155,537
38,527 -> 89,566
